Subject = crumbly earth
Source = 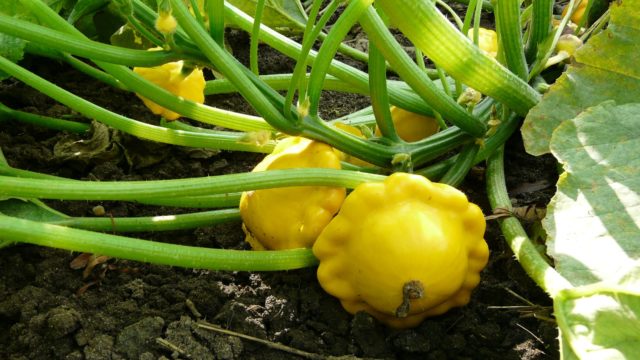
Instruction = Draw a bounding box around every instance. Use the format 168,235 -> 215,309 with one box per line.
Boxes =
0,28 -> 560,360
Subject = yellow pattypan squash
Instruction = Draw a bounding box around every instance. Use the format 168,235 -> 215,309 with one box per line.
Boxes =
375,106 -> 439,142
467,28 -> 498,58
240,137 -> 346,250
313,173 -> 489,328
133,60 -> 205,120
562,0 -> 588,25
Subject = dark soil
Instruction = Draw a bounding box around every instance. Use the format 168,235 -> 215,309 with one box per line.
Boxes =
0,27 -> 560,360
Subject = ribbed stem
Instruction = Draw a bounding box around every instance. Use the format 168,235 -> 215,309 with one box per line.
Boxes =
51,209 -> 240,232
493,0 -> 528,81
360,7 -> 486,137
0,214 -> 318,271
0,169 -> 386,201
486,147 -> 571,297
375,0 -> 540,116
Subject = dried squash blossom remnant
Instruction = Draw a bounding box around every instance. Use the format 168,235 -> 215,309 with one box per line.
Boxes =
240,137 -> 346,250
375,106 -> 439,142
467,28 -> 498,58
133,60 -> 205,120
313,173 -> 489,328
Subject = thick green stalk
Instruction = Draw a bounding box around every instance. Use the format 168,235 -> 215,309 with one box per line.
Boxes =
360,7 -> 486,137
0,162 -> 244,208
368,40 -> 400,142
416,107 -> 519,180
307,0 -> 374,117
486,147 -> 571,297
525,0 -> 553,61
409,128 -> 471,167
208,0 -> 225,45
284,0 -> 337,120
0,103 -> 90,133
528,0 -> 577,80
140,194 -> 242,208
0,15 -> 182,67
23,0 -> 273,132
0,56 -> 271,152
223,2 -> 436,117
493,0 -> 528,81
250,0 -> 266,75
171,0 -> 301,134
375,0 -> 540,116
0,169 -> 386,201
51,209 -> 240,232
439,142 -> 479,186
0,214 -> 317,271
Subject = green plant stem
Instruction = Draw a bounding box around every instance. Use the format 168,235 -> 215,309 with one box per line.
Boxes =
375,0 -> 540,116
0,103 -> 90,133
284,0 -> 337,120
368,40 -> 400,142
528,0 -> 577,80
223,2 -> 436,117
0,15 -> 183,67
439,142 -> 479,186
360,7 -> 486,137
486,146 -> 571,297
51,209 -> 240,232
452,0 -> 493,11
525,0 -> 553,61
0,169 -> 386,201
24,0 -> 272,133
493,0 -> 528,81
140,194 -> 242,208
170,0 -> 300,134
0,162 -> 244,208
0,213 -> 317,271
0,56 -> 271,152
208,0 -> 225,45
307,0 -> 373,117
416,110 -> 519,180
22,44 -> 129,91
250,0 -> 266,75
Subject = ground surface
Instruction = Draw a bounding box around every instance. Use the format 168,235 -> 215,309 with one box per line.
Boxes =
0,26 -> 561,360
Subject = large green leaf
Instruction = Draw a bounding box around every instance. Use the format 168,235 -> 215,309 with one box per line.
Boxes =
546,101 -> 640,358
522,0 -> 640,156
554,269 -> 640,360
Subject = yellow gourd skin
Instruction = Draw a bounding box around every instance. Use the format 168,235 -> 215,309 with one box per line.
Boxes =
313,173 -> 489,328
467,28 -> 498,58
562,0 -> 588,24
375,106 -> 439,142
133,60 -> 205,120
240,137 -> 346,250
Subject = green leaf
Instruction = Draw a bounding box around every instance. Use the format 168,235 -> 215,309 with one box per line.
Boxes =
522,0 -> 640,156
546,102 -> 640,286
227,0 -> 307,32
0,198 -> 68,223
546,101 -> 640,358
0,33 -> 26,80
0,197 -> 69,249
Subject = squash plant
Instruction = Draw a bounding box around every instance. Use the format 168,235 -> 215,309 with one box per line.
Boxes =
0,0 -> 637,356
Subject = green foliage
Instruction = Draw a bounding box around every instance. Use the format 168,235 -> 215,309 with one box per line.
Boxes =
522,0 -> 640,155
228,0 -> 307,32
546,102 -> 640,358
546,102 -> 640,287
